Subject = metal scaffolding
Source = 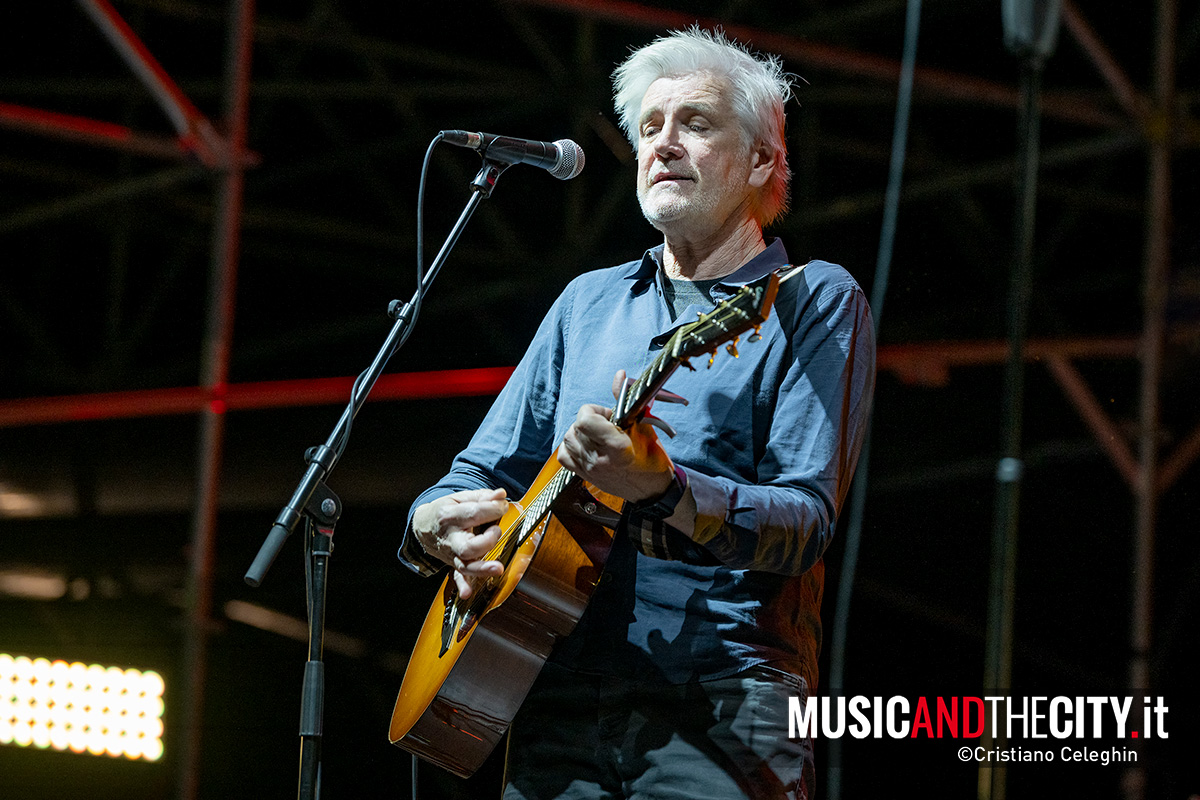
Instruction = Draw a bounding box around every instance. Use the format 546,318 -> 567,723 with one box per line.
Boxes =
0,1 -> 1196,796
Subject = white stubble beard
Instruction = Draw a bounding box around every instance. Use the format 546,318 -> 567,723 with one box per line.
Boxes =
637,179 -> 708,231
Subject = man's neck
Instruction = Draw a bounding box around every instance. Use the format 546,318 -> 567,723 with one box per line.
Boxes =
661,216 -> 766,281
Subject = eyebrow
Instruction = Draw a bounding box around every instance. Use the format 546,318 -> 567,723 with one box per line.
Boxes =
638,99 -> 720,131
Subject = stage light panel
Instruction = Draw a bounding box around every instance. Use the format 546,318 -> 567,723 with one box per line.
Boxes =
0,653 -> 164,761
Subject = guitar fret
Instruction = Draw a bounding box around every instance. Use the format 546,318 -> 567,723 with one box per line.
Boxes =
622,350 -> 669,426
514,467 -> 572,547
504,274 -> 781,550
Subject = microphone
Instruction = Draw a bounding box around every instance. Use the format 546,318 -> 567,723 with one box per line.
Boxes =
440,130 -> 585,180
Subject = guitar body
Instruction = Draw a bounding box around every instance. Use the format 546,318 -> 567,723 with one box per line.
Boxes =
389,450 -> 622,778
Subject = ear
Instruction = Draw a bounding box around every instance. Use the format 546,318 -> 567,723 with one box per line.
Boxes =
747,142 -> 777,190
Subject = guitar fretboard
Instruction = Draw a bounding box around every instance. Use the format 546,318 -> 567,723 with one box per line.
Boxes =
496,269 -> 788,559
511,466 -> 574,549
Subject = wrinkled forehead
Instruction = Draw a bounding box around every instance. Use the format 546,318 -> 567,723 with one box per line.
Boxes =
637,71 -> 736,125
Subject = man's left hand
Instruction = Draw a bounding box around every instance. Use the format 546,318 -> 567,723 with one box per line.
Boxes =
557,371 -> 675,502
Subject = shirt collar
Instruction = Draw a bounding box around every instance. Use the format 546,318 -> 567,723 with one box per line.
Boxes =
625,238 -> 791,293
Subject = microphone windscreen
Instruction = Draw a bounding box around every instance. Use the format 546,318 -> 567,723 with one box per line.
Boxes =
550,140 -> 585,180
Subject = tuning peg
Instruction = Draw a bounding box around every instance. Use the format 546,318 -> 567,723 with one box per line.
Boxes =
681,358 -> 696,371
707,348 -> 717,368
725,336 -> 740,359
748,325 -> 762,343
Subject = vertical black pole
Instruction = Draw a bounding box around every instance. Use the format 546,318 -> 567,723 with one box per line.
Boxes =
827,2 -> 921,798
979,52 -> 1045,800
299,518 -> 333,800
979,4 -> 1060,795
1125,3 -> 1176,797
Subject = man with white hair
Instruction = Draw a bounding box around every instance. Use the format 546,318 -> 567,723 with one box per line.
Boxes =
400,28 -> 875,799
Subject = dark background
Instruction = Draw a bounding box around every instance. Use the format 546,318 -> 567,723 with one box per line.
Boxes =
1,1 -> 1198,797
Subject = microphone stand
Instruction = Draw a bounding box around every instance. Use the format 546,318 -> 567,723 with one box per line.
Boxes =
244,156 -> 511,800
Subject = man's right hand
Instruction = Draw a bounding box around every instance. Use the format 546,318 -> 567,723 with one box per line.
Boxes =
411,487 -> 508,599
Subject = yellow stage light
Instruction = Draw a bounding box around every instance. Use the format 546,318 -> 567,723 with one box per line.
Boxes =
0,653 -> 164,761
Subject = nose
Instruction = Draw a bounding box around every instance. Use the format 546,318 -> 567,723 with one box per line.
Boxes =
651,124 -> 683,161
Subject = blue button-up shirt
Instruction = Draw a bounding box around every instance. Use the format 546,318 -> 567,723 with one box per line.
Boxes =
400,239 -> 875,688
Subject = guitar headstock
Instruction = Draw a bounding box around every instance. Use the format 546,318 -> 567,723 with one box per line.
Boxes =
614,264 -> 803,426
670,268 -> 782,366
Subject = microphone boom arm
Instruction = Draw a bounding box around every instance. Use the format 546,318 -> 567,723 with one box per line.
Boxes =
245,158 -> 497,582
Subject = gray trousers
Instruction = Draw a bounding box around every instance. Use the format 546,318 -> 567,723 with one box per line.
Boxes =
502,661 -> 815,800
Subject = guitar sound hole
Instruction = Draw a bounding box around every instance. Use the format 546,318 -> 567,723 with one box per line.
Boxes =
446,580 -> 497,646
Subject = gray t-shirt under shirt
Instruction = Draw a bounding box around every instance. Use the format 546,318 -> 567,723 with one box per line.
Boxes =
663,276 -> 720,321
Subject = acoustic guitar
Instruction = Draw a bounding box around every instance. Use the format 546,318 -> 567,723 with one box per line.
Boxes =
389,264 -> 801,777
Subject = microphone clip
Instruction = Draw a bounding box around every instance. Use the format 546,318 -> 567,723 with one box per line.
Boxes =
469,157 -> 511,199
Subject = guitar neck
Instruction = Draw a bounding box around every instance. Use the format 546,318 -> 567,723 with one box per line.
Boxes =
614,270 -> 783,425
510,464 -> 574,549
614,347 -> 678,428
507,354 -> 674,549
513,266 -> 795,545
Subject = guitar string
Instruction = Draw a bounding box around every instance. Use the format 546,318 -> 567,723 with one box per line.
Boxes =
480,466 -> 572,564
472,281 -> 766,570
620,287 -> 756,427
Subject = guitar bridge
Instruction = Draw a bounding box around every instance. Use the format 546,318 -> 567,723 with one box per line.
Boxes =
439,577 -> 498,656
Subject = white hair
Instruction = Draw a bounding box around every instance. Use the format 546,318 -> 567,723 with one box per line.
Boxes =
613,27 -> 794,226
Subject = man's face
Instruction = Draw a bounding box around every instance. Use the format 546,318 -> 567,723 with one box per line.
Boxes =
635,71 -> 757,237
